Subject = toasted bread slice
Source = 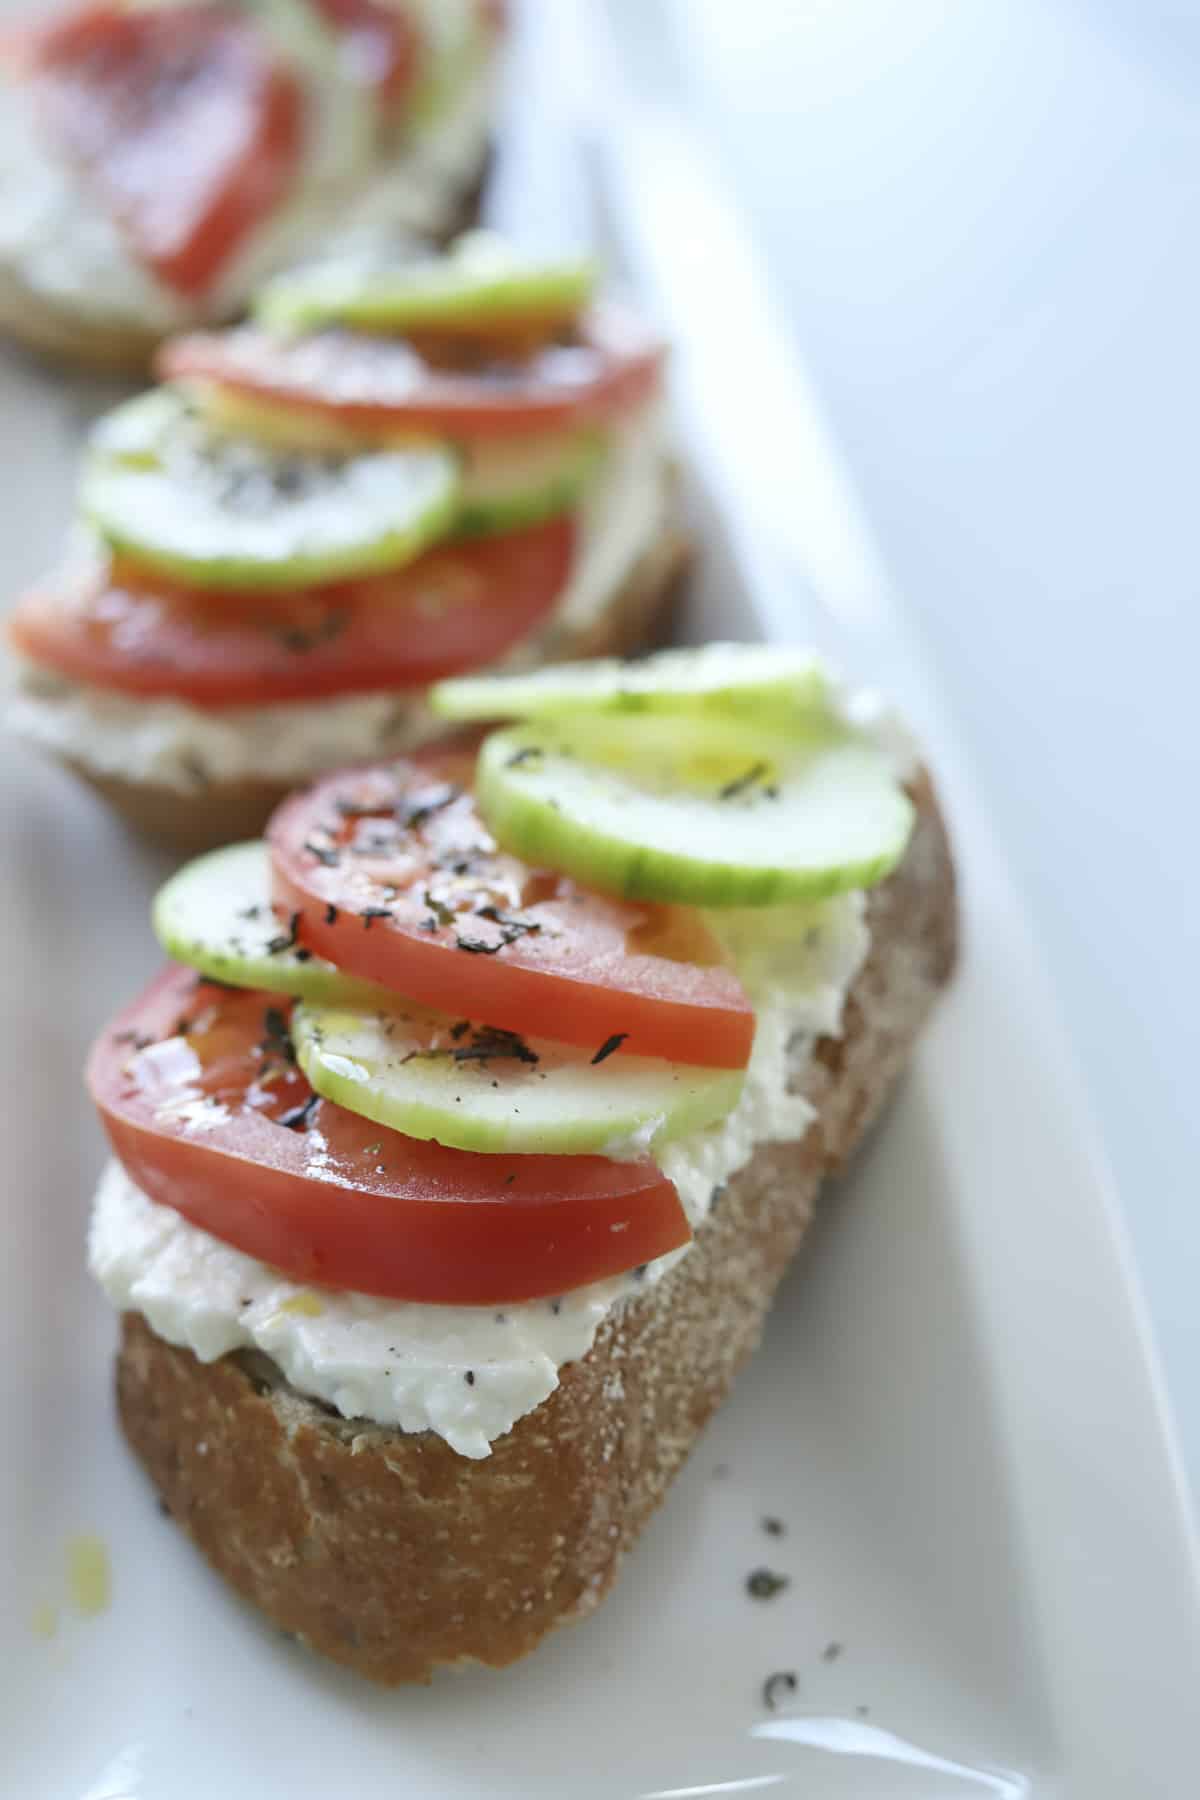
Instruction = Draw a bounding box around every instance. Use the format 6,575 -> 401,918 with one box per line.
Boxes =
113,772 -> 956,1683
52,522 -> 690,854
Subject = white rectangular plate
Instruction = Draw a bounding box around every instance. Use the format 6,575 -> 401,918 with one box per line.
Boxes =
2,4 -> 1199,1795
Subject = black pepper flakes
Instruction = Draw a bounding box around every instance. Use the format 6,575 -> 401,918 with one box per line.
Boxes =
448,1025 -> 538,1068
746,1568 -> 790,1601
762,1671 -> 798,1712
719,761 -> 770,801
762,1516 -> 786,1538
423,890 -> 456,927
464,1370 -> 475,1386
278,1093 -> 319,1132
324,903 -> 339,926
302,840 -> 341,868
822,1641 -> 843,1663
591,1032 -> 629,1066
265,912 -> 301,955
403,784 -> 460,831
260,1007 -> 295,1062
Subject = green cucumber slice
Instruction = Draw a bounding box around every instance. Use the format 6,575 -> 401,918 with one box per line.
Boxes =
476,715 -> 914,906
431,642 -> 828,725
291,1002 -> 743,1156
253,233 -> 597,335
153,842 -> 387,1006
83,390 -> 458,591
455,430 -> 605,537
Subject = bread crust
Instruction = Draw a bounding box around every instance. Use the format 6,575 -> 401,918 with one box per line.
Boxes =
0,265 -> 161,371
114,774 -> 957,1682
48,524 -> 690,855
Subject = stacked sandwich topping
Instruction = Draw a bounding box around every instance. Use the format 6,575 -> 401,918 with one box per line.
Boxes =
6,233 -> 674,793
86,645 -> 916,1456
0,0 -> 504,334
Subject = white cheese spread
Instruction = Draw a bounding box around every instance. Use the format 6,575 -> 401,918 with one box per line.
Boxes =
89,887 -> 869,1459
0,24 -> 494,334
6,411 -> 671,788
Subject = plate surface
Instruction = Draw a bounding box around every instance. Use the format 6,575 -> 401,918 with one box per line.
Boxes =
2,4 -> 1199,1796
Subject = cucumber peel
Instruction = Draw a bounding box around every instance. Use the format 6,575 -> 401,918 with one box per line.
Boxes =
153,842 -> 388,1006
455,430 -> 605,537
291,1002 -> 743,1156
253,232 -> 597,336
431,643 -> 829,725
476,714 -> 914,906
83,389 -> 458,592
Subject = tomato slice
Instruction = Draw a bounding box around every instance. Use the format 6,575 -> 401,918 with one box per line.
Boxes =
32,4 -> 303,297
267,754 -> 756,1069
159,304 -> 665,441
88,966 -> 690,1305
313,0 -> 420,108
8,518 -> 574,707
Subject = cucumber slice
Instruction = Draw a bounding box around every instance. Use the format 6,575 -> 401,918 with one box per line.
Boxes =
456,430 -> 605,537
291,1002 -> 743,1156
476,715 -> 914,906
253,233 -> 597,336
83,390 -> 458,591
153,842 -> 387,1006
432,642 -> 828,725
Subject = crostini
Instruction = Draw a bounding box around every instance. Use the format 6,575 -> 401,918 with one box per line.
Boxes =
6,237 -> 686,848
0,0 -> 504,367
85,643 -> 957,1683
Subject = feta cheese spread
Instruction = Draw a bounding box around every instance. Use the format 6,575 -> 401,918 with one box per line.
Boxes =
0,20 -> 494,334
6,410 -> 672,788
90,886 -> 869,1459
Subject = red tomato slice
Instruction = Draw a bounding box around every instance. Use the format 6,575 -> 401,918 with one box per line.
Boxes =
268,753 -> 756,1069
8,519 -> 574,707
313,0 -> 420,107
159,304 -> 665,441
32,4 -> 303,297
88,966 -> 690,1305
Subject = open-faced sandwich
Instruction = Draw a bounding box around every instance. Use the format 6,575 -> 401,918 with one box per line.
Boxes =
0,0 -> 504,367
84,643 -> 957,1683
6,236 -> 683,848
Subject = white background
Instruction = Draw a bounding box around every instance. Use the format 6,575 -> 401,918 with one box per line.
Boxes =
656,0 -> 1200,1493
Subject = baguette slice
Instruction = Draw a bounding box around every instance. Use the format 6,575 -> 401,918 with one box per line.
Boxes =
113,771 -> 956,1683
48,523 -> 690,855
